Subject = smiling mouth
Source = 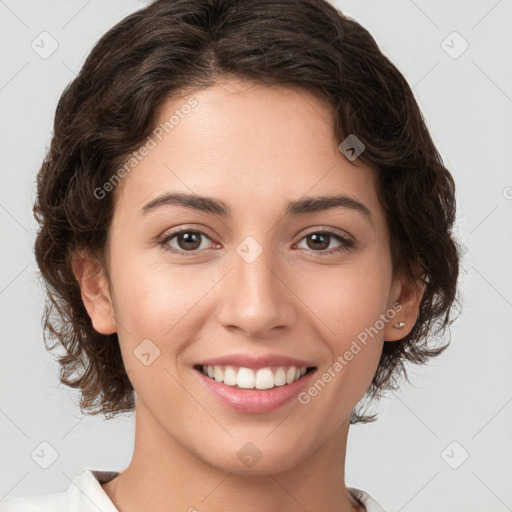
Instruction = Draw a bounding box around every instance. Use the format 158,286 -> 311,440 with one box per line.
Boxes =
194,364 -> 317,390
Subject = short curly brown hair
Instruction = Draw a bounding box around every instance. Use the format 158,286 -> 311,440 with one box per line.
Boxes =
33,0 -> 460,424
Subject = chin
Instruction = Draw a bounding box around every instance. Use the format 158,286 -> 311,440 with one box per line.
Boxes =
194,435 -> 315,476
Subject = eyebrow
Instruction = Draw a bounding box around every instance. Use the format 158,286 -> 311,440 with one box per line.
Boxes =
140,192 -> 373,225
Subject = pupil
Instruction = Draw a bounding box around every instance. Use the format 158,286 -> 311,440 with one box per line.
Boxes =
179,232 -> 200,250
308,233 -> 329,250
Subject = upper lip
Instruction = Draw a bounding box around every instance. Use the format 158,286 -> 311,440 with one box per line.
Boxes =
197,353 -> 315,369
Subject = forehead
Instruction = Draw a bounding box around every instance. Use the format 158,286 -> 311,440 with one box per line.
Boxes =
113,78 -> 382,225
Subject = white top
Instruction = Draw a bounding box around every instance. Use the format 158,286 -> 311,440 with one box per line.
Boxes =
0,469 -> 388,512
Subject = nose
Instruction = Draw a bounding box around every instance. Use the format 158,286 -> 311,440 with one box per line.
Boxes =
216,242 -> 298,338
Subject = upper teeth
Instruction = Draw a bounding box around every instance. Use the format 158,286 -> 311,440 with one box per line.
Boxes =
202,365 -> 307,390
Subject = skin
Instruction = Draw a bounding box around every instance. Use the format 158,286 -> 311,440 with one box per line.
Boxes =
72,77 -> 423,512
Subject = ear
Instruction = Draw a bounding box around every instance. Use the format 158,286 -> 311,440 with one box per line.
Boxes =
383,263 -> 426,342
71,249 -> 117,335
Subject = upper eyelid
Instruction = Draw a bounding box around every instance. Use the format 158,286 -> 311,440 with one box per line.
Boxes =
162,225 -> 216,241
298,226 -> 353,240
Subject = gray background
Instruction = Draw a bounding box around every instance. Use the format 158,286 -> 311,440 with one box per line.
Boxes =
1,1 -> 511,511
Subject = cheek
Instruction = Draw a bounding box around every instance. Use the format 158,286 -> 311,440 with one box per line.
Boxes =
294,255 -> 392,340
108,256 -> 224,388
109,253 -> 207,332
294,254 -> 391,392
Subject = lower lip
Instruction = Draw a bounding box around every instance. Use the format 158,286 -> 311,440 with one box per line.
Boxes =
196,369 -> 316,414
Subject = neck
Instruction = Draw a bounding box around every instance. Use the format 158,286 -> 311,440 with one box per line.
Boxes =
102,401 -> 363,512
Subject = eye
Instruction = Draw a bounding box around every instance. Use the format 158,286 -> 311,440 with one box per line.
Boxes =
157,227 -> 354,257
295,230 -> 354,255
158,228 -> 218,255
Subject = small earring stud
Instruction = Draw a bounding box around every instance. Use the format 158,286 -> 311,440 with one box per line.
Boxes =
393,321 -> 406,328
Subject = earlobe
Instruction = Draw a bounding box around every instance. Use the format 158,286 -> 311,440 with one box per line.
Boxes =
71,250 -> 117,335
384,268 -> 425,342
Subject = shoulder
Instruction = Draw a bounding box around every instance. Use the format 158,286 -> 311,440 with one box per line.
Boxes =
348,486 -> 389,512
0,469 -> 119,512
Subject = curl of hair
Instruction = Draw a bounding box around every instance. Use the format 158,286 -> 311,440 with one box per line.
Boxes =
33,0 -> 461,423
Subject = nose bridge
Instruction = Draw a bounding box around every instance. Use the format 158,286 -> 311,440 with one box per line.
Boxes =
216,235 -> 296,336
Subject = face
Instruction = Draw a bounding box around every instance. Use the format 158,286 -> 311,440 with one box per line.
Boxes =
78,77 -> 417,475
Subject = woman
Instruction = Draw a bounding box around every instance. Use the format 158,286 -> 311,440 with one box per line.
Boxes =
0,0 -> 459,510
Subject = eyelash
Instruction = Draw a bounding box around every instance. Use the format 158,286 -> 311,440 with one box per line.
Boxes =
157,228 -> 355,257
